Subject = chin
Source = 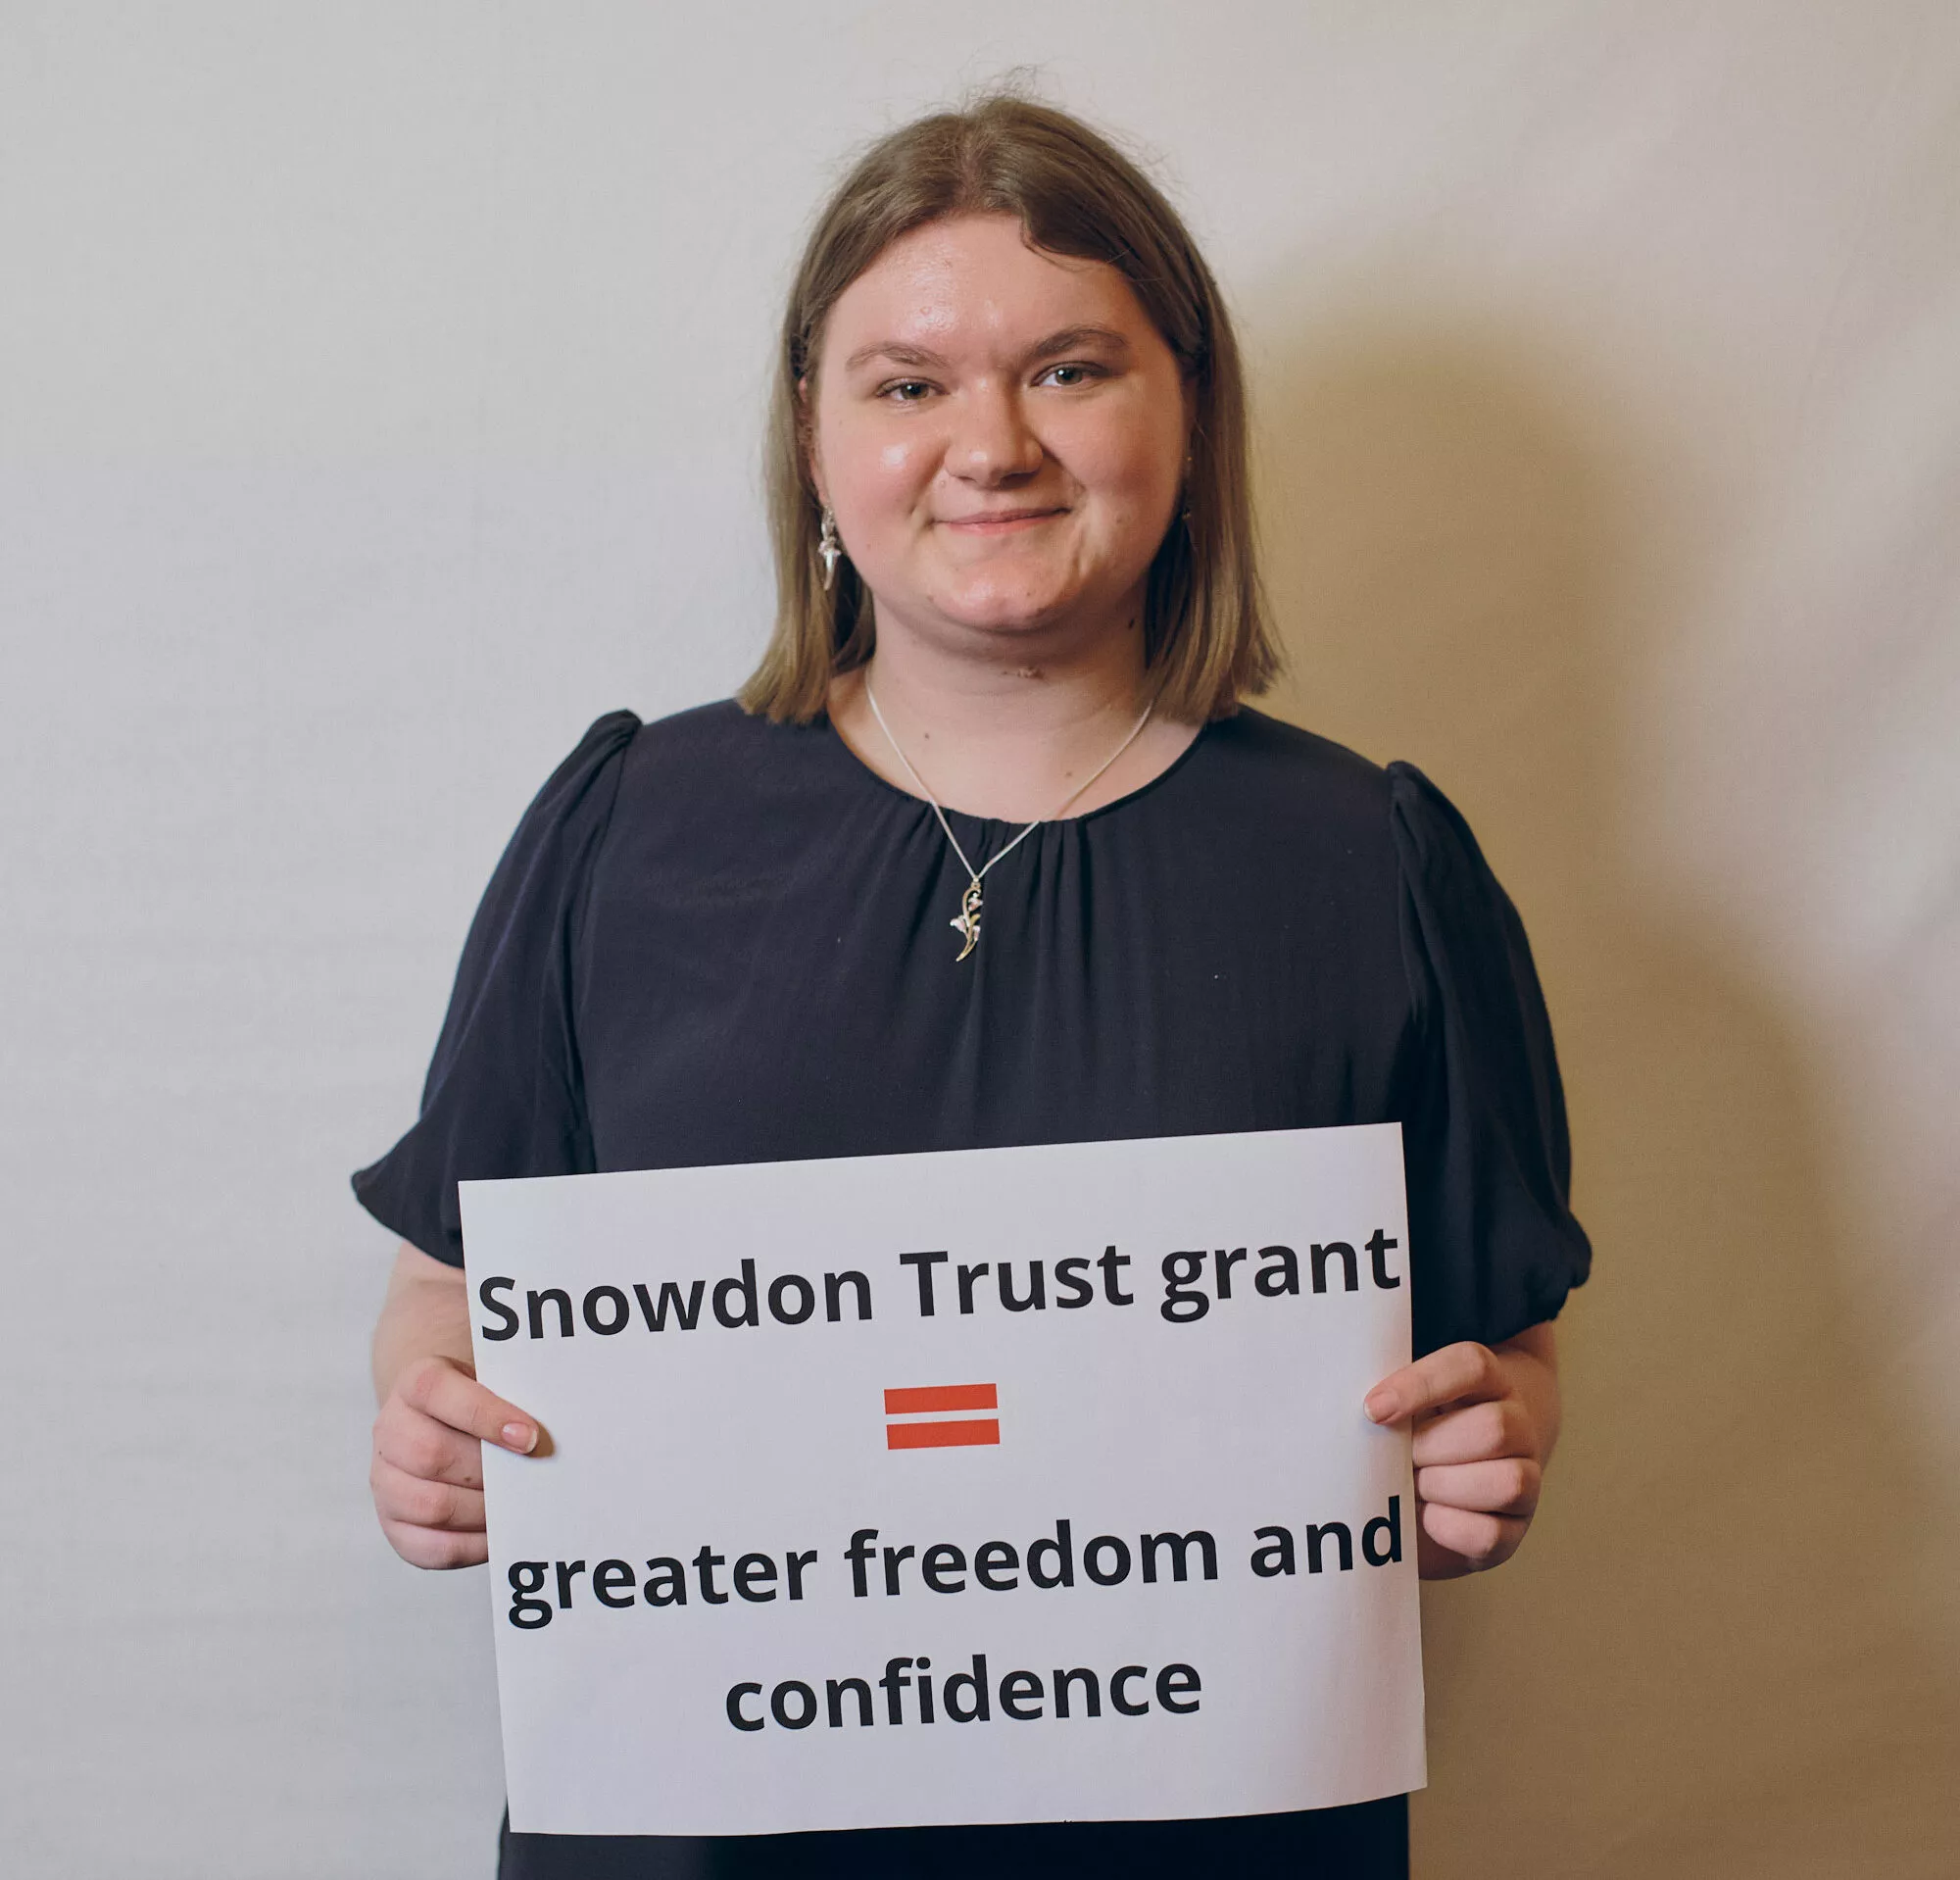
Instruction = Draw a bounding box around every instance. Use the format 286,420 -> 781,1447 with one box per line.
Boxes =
936,600 -> 1076,641
928,575 -> 1090,637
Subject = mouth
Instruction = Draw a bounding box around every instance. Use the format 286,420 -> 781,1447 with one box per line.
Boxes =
940,508 -> 1066,533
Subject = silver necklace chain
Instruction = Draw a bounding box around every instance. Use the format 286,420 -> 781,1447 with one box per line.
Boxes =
862,675 -> 1155,959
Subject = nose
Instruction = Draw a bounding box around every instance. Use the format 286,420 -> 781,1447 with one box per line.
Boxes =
947,382 -> 1044,485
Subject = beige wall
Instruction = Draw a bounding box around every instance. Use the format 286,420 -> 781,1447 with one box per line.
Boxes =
1244,26 -> 1960,1862
3,4 -> 1951,1872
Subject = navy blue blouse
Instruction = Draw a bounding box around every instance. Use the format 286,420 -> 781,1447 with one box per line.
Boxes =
354,699 -> 1591,1880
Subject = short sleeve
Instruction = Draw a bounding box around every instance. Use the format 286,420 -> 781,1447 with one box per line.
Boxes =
350,711 -> 641,1266
1390,761 -> 1592,1356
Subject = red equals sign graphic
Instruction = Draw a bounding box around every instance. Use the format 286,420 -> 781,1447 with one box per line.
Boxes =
884,1383 -> 1000,1451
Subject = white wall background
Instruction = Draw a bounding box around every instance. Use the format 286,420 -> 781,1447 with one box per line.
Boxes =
3,4 -> 1954,1874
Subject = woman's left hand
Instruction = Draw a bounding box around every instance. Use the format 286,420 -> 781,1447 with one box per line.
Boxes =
1362,1321 -> 1562,1579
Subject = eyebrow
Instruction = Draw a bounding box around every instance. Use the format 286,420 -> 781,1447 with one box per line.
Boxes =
841,325 -> 1135,374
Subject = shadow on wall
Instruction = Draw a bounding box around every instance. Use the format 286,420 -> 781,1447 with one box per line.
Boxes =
1250,315 -> 1956,1879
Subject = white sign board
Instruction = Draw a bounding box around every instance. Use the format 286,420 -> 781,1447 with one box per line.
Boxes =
461,1125 -> 1425,1837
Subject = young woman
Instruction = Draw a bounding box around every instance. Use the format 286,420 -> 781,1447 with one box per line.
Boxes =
357,93 -> 1588,1880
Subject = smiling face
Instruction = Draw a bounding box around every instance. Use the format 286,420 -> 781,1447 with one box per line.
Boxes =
804,213 -> 1194,661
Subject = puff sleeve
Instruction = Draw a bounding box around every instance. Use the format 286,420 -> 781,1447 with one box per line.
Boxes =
350,711 -> 641,1266
1390,761 -> 1592,1357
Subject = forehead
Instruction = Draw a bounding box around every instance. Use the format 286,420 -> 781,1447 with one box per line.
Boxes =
820,213 -> 1155,364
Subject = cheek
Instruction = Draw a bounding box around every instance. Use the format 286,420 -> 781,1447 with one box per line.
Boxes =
1057,409 -> 1181,516
870,441 -> 925,499
840,450 -> 906,501
819,409 -> 933,521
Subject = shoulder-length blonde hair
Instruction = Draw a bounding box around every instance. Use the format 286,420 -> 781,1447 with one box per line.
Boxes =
738,91 -> 1279,723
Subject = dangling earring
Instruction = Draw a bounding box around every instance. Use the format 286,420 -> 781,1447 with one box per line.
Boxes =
817,506 -> 841,591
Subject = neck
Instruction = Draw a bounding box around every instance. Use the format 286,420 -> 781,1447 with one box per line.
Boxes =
827,609 -> 1199,823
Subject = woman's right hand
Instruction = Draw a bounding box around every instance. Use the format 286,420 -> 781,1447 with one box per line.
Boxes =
369,1241 -> 539,1569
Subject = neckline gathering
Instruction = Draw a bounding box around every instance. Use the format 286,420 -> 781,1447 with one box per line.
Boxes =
812,707 -> 1220,834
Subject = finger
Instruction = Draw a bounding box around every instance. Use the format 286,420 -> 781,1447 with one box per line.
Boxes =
380,1515 -> 490,1571
1410,1397 -> 1537,1467
1415,1519 -> 1476,1580
1365,1342 -> 1503,1425
1414,1457 -> 1542,1519
369,1455 -> 487,1533
1420,1501 -> 1529,1571
373,1400 -> 486,1489
398,1356 -> 539,1453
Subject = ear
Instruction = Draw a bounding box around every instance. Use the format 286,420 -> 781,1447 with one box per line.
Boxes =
797,373 -> 829,509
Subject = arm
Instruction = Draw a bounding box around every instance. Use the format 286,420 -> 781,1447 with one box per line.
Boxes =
369,1241 -> 540,1569
1363,1320 -> 1562,1580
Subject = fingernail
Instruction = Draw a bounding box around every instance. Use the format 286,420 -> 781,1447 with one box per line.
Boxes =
502,1422 -> 537,1454
1364,1394 -> 1396,1423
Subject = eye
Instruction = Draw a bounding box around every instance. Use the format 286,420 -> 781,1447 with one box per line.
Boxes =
1038,363 -> 1105,388
878,379 -> 934,404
